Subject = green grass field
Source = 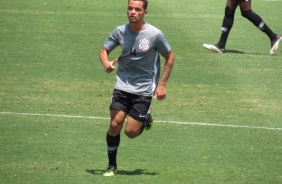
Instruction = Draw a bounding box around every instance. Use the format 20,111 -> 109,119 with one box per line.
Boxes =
1,0 -> 282,183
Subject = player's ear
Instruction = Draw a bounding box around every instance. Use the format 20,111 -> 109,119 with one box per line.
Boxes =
144,10 -> 148,15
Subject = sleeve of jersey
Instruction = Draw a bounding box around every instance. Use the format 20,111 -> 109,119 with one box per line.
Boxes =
104,28 -> 120,52
156,32 -> 171,55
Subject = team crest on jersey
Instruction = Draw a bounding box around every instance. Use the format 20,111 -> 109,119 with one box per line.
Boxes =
139,39 -> 150,51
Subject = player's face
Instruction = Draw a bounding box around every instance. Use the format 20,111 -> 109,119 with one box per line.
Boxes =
127,0 -> 147,23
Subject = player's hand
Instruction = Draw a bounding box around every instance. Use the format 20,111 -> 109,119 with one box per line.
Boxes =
154,85 -> 166,100
105,59 -> 118,73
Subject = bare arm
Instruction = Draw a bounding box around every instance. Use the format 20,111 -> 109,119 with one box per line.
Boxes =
154,50 -> 174,100
99,47 -> 118,73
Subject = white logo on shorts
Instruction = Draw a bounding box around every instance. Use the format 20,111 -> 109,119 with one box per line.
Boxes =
139,114 -> 146,118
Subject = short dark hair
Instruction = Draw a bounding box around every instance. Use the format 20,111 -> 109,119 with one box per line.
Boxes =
128,0 -> 148,10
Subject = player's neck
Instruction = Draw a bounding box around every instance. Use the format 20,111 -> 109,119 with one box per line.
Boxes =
129,21 -> 145,33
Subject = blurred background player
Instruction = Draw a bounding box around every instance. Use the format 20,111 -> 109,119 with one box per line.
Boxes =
203,0 -> 281,54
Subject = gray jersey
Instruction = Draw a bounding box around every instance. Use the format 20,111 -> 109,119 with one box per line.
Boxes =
104,23 -> 171,96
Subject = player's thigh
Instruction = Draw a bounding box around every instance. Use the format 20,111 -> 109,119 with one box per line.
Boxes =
129,95 -> 152,124
110,109 -> 127,127
125,95 -> 152,137
227,0 -> 239,10
108,89 -> 131,135
238,0 -> 251,11
108,109 -> 127,136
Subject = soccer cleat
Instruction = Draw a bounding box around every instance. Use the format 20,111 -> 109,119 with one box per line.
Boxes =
103,165 -> 117,176
203,44 -> 225,53
270,34 -> 281,55
145,113 -> 153,131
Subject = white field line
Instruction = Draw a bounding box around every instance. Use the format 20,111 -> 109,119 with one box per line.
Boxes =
0,111 -> 282,131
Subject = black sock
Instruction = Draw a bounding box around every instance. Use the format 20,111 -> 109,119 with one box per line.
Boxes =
218,7 -> 235,49
261,24 -> 277,40
218,31 -> 230,49
106,133 -> 120,167
242,10 -> 276,40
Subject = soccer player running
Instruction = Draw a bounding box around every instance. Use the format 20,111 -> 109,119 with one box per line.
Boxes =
203,0 -> 281,55
99,0 -> 174,176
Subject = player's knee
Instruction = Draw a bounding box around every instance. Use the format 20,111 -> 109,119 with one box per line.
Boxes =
241,9 -> 252,19
109,121 -> 122,134
225,7 -> 235,18
241,9 -> 263,27
125,129 -> 139,139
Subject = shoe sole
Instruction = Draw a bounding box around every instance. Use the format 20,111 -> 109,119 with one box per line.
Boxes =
103,170 -> 117,176
270,36 -> 282,55
203,44 -> 224,53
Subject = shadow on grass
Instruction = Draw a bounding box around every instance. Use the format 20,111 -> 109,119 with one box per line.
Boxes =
226,50 -> 272,55
86,169 -> 158,176
204,49 -> 245,54
225,49 -> 244,54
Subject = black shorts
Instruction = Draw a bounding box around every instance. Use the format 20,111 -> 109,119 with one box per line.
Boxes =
110,89 -> 152,123
236,0 -> 251,2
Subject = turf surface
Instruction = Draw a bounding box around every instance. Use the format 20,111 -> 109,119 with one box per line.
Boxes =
1,0 -> 281,183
